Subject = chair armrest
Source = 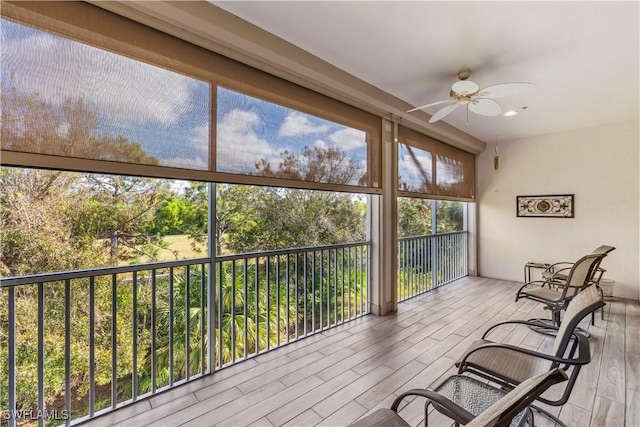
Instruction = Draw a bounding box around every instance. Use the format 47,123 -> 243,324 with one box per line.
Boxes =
482,319 -> 561,338
591,268 -> 607,284
459,333 -> 591,368
571,332 -> 591,365
391,389 -> 475,424
482,319 -> 555,338
546,262 -> 574,270
515,281 -> 549,300
548,267 -> 571,277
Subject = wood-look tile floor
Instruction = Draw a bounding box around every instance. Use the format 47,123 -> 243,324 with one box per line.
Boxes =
84,277 -> 639,427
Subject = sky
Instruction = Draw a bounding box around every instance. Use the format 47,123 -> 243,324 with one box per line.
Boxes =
1,18 -> 368,185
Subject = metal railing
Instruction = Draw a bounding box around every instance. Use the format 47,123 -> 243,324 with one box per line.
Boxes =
1,242 -> 370,426
397,231 -> 468,302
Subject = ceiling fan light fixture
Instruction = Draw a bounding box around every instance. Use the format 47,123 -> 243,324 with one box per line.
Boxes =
451,80 -> 479,95
504,110 -> 518,117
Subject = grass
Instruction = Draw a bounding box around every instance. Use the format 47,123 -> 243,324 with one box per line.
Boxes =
154,234 -> 207,261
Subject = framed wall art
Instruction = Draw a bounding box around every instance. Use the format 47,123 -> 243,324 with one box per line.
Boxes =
516,194 -> 574,218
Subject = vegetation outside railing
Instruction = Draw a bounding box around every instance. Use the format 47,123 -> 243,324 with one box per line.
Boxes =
0,242 -> 370,427
397,231 -> 468,302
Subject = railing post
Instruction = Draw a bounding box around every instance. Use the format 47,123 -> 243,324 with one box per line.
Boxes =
89,277 -> 95,417
431,200 -> 438,289
64,280 -> 71,426
208,182 -> 216,373
111,274 -> 117,409
38,283 -> 45,427
151,271 -> 157,392
8,286 -> 16,427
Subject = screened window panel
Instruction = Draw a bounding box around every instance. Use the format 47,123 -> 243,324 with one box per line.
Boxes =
1,18 -> 210,170
216,86 -> 369,186
1,1 -> 382,193
398,142 -> 433,193
398,126 -> 475,200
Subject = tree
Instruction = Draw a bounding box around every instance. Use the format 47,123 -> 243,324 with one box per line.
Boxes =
1,86 -> 158,166
214,184 -> 260,255
67,175 -> 172,263
0,169 -> 104,276
0,87 -> 170,415
397,197 -> 432,237
436,200 -> 464,232
218,146 -> 367,254
254,145 -> 362,185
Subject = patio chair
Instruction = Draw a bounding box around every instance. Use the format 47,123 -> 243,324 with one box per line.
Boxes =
540,245 -> 615,285
456,284 -> 604,427
349,368 -> 567,427
515,252 -> 605,330
539,245 -> 615,321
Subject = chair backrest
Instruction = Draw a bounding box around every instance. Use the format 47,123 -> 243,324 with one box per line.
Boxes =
591,245 -> 616,256
551,283 -> 605,356
466,368 -> 568,427
563,253 -> 606,298
589,245 -> 615,283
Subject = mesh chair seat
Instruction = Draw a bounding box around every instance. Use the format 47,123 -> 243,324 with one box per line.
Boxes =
349,369 -> 568,427
456,339 -> 553,384
541,270 -> 568,281
519,286 -> 564,303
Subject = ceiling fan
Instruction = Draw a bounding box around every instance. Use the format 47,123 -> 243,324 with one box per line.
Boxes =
407,69 -> 535,123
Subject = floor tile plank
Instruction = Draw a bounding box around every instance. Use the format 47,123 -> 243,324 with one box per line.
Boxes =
80,277 -> 636,427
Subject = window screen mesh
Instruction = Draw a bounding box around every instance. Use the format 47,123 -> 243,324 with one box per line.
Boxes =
1,18 -> 210,170
398,126 -> 475,199
0,1 -> 382,193
216,87 -> 369,186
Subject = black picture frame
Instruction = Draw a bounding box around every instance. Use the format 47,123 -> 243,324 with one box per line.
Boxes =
516,194 -> 574,218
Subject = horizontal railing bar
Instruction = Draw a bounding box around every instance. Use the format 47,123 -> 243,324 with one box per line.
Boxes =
216,241 -> 372,262
2,241 -> 373,287
1,257 -> 210,287
398,231 -> 466,242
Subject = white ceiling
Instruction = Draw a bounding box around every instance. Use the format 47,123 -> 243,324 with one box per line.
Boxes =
210,1 -> 639,143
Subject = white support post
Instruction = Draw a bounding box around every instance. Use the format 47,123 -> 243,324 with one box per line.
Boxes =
369,119 -> 398,315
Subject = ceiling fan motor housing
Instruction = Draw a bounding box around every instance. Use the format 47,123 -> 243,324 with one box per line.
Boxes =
457,69 -> 472,80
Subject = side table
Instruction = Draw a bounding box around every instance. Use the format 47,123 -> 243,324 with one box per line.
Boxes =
523,262 -> 550,283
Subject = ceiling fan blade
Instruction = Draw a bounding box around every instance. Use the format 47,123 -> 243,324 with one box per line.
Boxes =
429,103 -> 459,123
469,98 -> 502,116
407,99 -> 455,113
479,83 -> 536,99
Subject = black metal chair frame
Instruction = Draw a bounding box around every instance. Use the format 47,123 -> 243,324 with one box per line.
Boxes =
515,252 -> 605,333
456,285 -> 605,427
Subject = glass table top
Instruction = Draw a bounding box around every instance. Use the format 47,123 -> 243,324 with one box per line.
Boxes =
433,375 -> 528,427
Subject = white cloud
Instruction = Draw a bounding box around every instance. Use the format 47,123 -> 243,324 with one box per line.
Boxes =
278,112 -> 330,137
398,151 -> 432,189
188,125 -> 210,156
327,127 -> 367,151
56,123 -> 70,138
161,125 -> 210,170
3,30 -> 200,127
314,139 -> 328,150
216,109 -> 280,173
